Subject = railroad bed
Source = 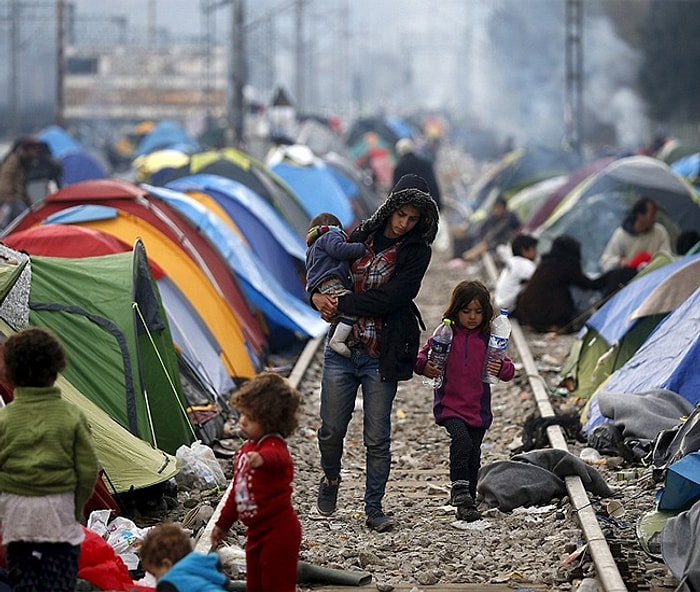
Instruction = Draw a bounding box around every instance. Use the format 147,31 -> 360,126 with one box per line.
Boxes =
192,250 -> 675,591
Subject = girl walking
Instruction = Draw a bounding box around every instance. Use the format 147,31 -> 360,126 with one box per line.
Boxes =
415,280 -> 515,521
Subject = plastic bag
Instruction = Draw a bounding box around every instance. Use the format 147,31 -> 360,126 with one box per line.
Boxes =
86,512 -> 150,570
175,440 -> 228,489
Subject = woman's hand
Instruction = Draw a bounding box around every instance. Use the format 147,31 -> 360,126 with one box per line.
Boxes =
312,292 -> 339,322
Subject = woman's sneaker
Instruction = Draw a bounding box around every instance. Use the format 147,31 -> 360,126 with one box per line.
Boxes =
317,476 -> 340,516
365,509 -> 396,532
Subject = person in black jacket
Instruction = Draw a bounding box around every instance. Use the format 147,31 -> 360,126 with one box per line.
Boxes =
311,173 -> 439,532
514,234 -> 606,333
392,139 -> 441,210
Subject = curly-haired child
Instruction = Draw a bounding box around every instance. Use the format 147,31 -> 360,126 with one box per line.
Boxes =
140,522 -> 229,591
211,371 -> 302,592
415,280 -> 515,522
0,327 -> 98,591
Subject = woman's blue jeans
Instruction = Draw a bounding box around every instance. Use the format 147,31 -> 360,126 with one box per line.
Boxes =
317,345 -> 397,515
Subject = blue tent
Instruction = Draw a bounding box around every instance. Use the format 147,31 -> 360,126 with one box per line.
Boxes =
584,283 -> 700,434
134,120 -> 201,157
269,147 -> 356,229
165,174 -> 307,301
672,152 -> 700,191
39,125 -> 108,185
145,184 -> 326,348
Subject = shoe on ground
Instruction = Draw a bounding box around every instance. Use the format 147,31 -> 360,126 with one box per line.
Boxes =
365,510 -> 396,532
317,476 -> 340,516
456,505 -> 482,522
449,480 -> 473,507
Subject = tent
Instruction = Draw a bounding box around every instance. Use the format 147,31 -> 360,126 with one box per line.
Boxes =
267,144 -> 356,230
505,175 -> 568,230
133,120 -> 201,157
38,125 -> 108,185
520,157 -> 617,234
144,184 -> 327,350
2,178 -> 266,373
37,204 -> 260,380
583,283 -> 700,434
537,155 -> 700,274
563,253 -> 700,400
3,224 -> 236,399
0,241 -> 194,455
324,150 -> 379,222
166,174 -> 308,301
147,147 -> 311,239
0,315 -> 178,494
672,152 -> 700,191
465,145 -> 582,213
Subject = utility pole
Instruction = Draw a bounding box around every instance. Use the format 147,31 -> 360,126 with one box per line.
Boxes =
56,0 -> 65,127
9,0 -> 20,134
230,0 -> 245,146
565,0 -> 583,154
294,0 -> 305,112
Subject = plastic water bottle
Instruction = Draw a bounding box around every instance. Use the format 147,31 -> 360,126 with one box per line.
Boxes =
422,318 -> 453,389
482,309 -> 511,384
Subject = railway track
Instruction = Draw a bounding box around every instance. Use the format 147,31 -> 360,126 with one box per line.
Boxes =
193,251 -> 667,591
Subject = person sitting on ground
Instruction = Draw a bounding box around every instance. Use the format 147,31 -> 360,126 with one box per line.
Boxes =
460,197 -> 520,261
392,138 -> 442,210
599,196 -> 671,273
513,235 -> 608,333
140,522 -> 229,592
305,212 -> 369,357
494,233 -> 538,313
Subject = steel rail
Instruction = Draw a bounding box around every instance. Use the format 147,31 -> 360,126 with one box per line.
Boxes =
482,252 -> 627,592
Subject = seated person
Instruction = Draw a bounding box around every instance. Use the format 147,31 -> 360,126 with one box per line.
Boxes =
139,522 -> 229,592
513,235 -> 607,333
459,197 -> 521,261
600,196 -> 671,272
494,234 -> 538,313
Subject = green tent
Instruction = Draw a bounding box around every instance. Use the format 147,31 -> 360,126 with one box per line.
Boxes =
0,316 -> 178,493
27,240 -> 194,454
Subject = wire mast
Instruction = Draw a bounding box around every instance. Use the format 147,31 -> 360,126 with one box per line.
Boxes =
565,0 -> 583,154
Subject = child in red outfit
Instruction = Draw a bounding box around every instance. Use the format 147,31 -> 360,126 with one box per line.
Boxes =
415,280 -> 515,522
211,372 -> 302,592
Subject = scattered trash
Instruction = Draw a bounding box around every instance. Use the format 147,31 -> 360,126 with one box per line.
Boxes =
606,500 -> 625,519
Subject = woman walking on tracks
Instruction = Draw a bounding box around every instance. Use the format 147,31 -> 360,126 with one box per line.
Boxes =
311,173 -> 439,532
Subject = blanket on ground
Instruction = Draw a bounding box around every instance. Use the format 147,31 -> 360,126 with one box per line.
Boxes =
597,389 -> 693,440
478,449 -> 613,512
